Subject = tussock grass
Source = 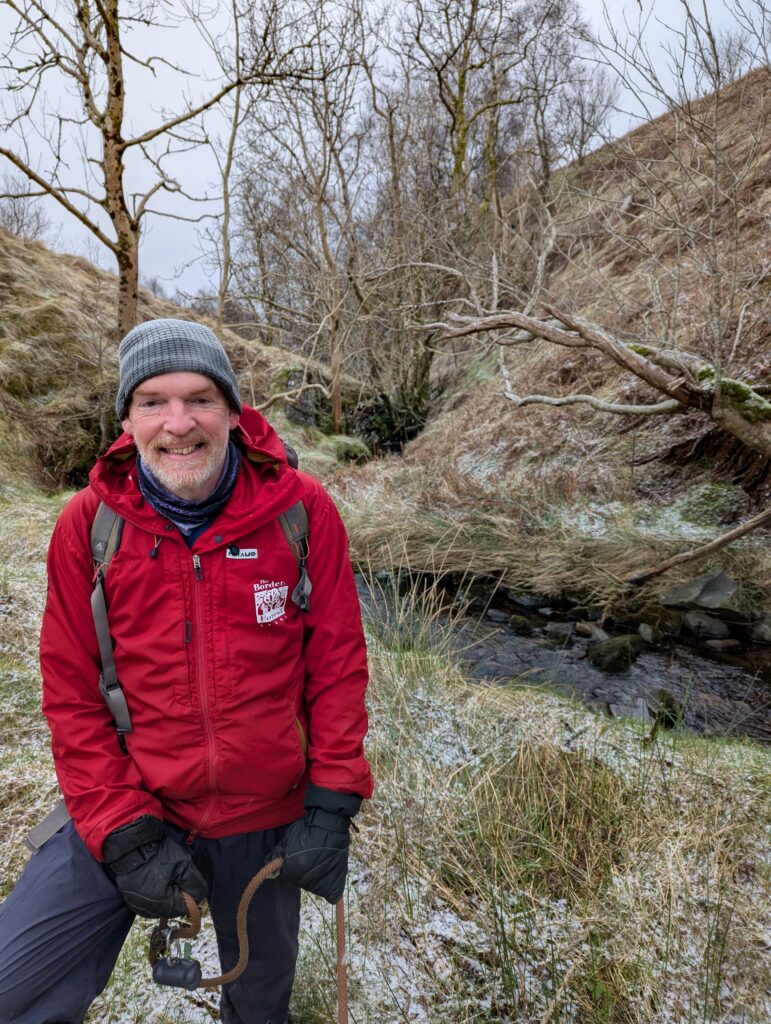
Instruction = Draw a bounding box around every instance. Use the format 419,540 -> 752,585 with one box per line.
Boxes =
333,460 -> 771,611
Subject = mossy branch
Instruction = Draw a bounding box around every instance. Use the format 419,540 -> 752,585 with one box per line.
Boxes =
502,392 -> 684,415
421,308 -> 771,459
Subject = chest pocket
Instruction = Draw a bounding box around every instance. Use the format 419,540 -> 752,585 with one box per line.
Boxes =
221,539 -> 306,705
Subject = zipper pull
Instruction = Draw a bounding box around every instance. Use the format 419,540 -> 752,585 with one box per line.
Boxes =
193,554 -> 203,580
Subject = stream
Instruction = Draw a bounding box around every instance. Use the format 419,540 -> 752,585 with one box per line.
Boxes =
357,575 -> 771,744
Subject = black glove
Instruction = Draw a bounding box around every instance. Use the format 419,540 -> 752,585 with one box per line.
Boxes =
273,784 -> 362,904
103,815 -> 208,919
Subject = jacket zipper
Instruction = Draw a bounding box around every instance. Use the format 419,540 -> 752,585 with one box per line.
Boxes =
191,553 -> 217,832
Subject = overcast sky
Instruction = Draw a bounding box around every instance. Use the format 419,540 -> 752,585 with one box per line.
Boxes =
1,0 -> 747,300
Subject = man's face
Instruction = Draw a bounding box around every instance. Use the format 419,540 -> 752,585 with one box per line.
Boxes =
122,372 -> 240,501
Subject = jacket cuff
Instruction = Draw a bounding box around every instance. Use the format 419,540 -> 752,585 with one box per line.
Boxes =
304,783 -> 362,817
102,814 -> 165,869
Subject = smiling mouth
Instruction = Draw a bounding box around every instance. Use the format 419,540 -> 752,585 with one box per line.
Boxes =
160,442 -> 206,456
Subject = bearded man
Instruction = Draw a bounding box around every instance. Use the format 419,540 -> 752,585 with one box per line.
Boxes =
0,319 -> 373,1024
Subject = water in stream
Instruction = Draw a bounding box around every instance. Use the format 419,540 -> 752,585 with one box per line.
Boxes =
357,576 -> 771,743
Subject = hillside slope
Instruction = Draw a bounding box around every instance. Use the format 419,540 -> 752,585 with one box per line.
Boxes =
0,228 -> 331,485
334,69 -> 771,611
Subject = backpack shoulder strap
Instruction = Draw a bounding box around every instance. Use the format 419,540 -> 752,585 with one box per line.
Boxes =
91,501 -> 125,568
90,502 -> 132,749
278,500 -> 312,613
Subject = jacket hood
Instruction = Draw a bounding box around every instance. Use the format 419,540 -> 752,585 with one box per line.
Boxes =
89,404 -> 302,536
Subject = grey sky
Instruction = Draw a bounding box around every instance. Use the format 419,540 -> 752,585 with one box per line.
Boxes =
0,1 -> 748,301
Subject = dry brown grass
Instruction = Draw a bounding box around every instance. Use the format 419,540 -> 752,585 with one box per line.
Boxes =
546,67 -> 771,365
0,227 -> 298,488
331,451 -> 771,612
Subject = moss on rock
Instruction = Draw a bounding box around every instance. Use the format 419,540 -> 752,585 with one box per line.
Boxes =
508,613 -> 535,635
320,434 -> 371,464
587,634 -> 645,673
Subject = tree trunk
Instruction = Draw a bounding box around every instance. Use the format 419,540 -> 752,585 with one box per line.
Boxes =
116,232 -> 140,337
102,1 -> 138,337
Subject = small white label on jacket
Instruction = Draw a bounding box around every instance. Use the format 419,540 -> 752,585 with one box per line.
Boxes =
254,580 -> 288,623
227,548 -> 258,559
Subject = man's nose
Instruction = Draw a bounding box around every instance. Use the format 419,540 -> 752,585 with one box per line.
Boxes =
163,399 -> 196,435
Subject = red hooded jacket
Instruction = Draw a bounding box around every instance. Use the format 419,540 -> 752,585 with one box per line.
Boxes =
40,407 -> 373,859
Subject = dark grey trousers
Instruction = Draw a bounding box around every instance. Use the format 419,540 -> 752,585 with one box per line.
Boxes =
0,820 -> 300,1024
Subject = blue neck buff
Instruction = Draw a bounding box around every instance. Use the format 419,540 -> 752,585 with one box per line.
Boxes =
137,441 -> 242,534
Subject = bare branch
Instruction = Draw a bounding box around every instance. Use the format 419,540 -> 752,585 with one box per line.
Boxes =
255,381 -> 330,413
501,392 -> 685,415
0,147 -> 113,250
628,505 -> 771,585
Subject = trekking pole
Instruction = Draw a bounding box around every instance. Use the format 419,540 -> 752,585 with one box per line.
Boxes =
336,897 -> 348,1024
148,857 -> 350,1023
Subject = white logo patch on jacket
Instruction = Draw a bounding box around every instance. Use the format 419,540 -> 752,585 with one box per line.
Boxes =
226,548 -> 258,559
254,580 -> 288,623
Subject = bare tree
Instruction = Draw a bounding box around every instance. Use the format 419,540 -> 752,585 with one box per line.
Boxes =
189,0 -> 256,333
0,0 -> 312,335
401,0 -> 537,202
235,0 -> 369,431
0,171 -> 50,240
410,2 -> 771,471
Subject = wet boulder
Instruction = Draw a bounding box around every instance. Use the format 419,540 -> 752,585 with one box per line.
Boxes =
545,621 -> 575,638
587,635 -> 645,673
705,638 -> 741,651
683,611 -> 731,639
749,616 -> 771,644
571,605 -> 604,622
659,571 -> 738,612
638,622 -> 662,644
486,609 -> 510,624
506,591 -> 545,609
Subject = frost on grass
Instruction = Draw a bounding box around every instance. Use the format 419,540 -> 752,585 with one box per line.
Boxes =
86,919 -> 222,1024
298,623 -> 771,1024
0,488 -> 63,892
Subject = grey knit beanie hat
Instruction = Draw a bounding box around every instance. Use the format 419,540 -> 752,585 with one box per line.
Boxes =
116,318 -> 242,419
